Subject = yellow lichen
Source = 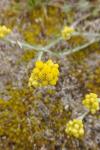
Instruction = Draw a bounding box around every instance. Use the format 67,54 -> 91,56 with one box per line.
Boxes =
28,59 -> 59,87
62,26 -> 74,40
65,119 -> 84,138
82,93 -> 99,114
0,25 -> 11,38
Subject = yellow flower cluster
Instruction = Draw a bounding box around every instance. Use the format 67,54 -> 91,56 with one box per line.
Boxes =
0,25 -> 11,38
65,119 -> 84,138
82,93 -> 99,114
61,26 -> 74,40
28,59 -> 59,87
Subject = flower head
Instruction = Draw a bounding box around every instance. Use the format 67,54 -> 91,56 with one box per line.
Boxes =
0,25 -> 11,38
65,119 -> 84,139
28,59 -> 59,87
61,26 -> 74,40
82,93 -> 99,114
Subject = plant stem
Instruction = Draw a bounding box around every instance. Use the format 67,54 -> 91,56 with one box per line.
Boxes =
73,32 -> 100,37
98,98 -> 100,102
60,39 -> 99,57
71,13 -> 91,28
77,110 -> 89,120
4,34 -> 100,58
4,38 -> 49,52
45,37 -> 62,49
4,37 -> 62,53
37,51 -> 44,60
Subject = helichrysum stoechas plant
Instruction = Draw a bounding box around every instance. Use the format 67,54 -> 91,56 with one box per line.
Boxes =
62,26 -> 74,40
82,93 -> 99,114
28,59 -> 59,87
0,25 -> 11,38
65,119 -> 84,139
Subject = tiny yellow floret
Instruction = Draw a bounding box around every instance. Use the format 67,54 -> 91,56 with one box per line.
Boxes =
82,93 -> 99,114
61,26 -> 74,40
28,59 -> 59,87
0,25 -> 11,38
65,119 -> 84,139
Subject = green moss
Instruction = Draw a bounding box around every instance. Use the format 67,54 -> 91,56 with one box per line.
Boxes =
0,87 -> 69,149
